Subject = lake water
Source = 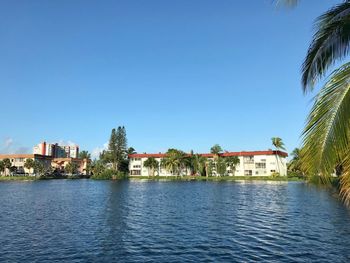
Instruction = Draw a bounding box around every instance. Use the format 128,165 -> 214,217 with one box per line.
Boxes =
0,180 -> 350,262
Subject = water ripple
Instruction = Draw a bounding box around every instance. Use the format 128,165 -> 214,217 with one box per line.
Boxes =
0,180 -> 350,262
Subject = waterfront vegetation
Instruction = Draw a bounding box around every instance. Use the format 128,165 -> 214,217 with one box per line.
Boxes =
277,0 -> 350,205
128,175 -> 304,182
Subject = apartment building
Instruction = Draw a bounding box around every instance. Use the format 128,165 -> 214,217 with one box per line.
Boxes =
0,153 -> 89,176
33,142 -> 79,158
0,154 -> 52,175
128,150 -> 288,177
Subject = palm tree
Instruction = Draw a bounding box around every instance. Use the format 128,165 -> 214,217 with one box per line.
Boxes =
210,144 -> 223,155
192,154 -> 207,176
65,162 -> 78,176
288,148 -> 301,173
143,157 -> 159,177
161,149 -> 186,176
277,1 -> 350,204
79,151 -> 91,159
24,159 -> 34,175
225,156 -> 240,176
210,144 -> 223,176
271,137 -> 286,175
127,147 -> 136,155
3,158 -> 11,176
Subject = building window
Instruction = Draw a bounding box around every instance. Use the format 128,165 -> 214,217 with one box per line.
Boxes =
131,170 -> 141,175
244,170 -> 253,176
243,156 -> 254,164
270,170 -> 276,173
255,163 -> 266,169
133,165 -> 141,168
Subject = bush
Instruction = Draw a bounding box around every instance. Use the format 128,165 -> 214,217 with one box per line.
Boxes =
287,171 -> 305,179
90,169 -> 128,180
271,172 -> 280,178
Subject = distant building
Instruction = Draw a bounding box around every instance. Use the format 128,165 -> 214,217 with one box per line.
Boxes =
0,154 -> 52,175
0,141 -> 87,176
128,150 -> 288,177
0,154 -> 89,176
33,142 -> 79,158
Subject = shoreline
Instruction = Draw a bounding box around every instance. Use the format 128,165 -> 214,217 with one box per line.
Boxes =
128,175 -> 304,182
0,175 -> 304,182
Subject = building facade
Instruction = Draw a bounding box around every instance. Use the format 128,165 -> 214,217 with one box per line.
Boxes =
0,154 -> 89,176
129,150 -> 288,177
33,142 -> 79,158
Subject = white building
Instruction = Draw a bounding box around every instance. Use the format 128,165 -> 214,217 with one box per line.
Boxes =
128,150 -> 288,177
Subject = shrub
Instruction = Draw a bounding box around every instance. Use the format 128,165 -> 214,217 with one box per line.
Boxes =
271,172 -> 280,178
91,169 -> 128,180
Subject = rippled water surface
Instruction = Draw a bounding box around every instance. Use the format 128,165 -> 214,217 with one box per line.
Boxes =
1,180 -> 350,262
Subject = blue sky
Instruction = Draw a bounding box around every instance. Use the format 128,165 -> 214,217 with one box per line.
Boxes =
0,0 -> 340,158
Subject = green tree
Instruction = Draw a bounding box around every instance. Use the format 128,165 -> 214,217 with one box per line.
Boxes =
3,158 -> 11,176
79,151 -> 91,159
116,126 -> 128,167
9,166 -> 17,175
24,159 -> 34,175
65,162 -> 78,175
91,160 -> 106,176
127,147 -> 136,155
207,159 -> 215,177
107,128 -> 118,170
288,148 -> 301,173
210,144 -> 223,155
104,126 -> 128,171
225,156 -> 240,176
277,1 -> 350,203
33,161 -> 45,177
210,144 -> 223,176
0,161 -> 4,176
216,157 -> 227,176
191,154 -> 207,176
271,137 -> 286,175
161,149 -> 186,176
143,157 -> 159,177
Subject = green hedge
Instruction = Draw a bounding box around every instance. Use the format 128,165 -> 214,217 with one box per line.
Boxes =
91,169 -> 128,180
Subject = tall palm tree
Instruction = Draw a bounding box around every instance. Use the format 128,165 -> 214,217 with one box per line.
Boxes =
210,144 -> 223,176
271,137 -> 286,175
277,1 -> 350,204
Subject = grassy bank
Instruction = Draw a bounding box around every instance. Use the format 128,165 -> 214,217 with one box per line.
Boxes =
0,176 -> 37,181
128,175 -> 304,181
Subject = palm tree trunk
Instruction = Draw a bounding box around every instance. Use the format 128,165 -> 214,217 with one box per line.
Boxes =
275,154 -> 280,175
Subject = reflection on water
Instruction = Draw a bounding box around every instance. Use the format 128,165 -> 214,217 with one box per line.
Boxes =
0,180 -> 350,262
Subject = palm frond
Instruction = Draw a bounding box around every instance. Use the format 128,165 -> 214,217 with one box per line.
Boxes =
301,63 -> 350,179
302,2 -> 350,92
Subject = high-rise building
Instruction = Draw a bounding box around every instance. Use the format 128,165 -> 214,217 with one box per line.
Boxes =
33,142 -> 80,158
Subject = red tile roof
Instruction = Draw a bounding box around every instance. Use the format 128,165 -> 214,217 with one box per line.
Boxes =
129,150 -> 288,158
